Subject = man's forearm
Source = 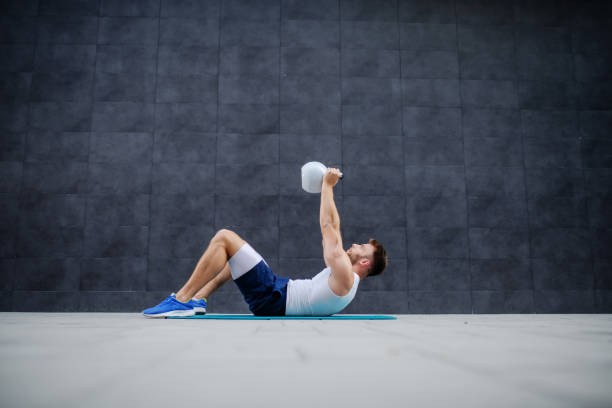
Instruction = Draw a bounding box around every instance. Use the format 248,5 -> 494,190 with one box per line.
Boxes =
320,183 -> 340,228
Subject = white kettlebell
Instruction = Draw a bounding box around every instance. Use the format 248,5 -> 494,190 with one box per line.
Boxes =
301,161 -> 343,194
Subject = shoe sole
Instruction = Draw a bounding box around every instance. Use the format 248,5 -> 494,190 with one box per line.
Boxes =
194,307 -> 206,315
143,309 -> 196,318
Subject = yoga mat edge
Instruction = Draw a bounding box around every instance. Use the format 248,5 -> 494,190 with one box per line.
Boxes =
166,314 -> 396,320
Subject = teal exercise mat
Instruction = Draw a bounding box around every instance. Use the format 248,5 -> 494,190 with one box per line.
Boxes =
166,314 -> 397,320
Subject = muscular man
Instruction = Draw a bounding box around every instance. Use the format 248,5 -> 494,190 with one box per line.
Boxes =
143,168 -> 387,317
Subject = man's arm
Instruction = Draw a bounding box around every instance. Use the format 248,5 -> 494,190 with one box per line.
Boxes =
319,169 -> 353,294
320,181 -> 340,231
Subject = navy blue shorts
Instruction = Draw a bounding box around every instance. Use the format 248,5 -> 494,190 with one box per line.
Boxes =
234,260 -> 290,316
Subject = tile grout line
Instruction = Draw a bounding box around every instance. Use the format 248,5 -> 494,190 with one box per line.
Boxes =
77,0 -> 102,311
13,0 -> 43,309
513,12 -> 535,313
146,0 -> 163,295
453,0 -> 473,314
569,19 -> 596,312
277,0 -> 281,269
214,0 -> 221,233
397,0 -> 410,312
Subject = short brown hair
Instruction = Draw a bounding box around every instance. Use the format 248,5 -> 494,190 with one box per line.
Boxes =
367,238 -> 387,277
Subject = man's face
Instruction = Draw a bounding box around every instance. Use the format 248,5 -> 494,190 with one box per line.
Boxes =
347,243 -> 374,266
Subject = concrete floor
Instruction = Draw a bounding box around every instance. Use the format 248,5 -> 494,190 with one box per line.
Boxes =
0,313 -> 611,408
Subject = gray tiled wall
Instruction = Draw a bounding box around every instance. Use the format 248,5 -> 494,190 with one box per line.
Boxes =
1,0 -> 611,313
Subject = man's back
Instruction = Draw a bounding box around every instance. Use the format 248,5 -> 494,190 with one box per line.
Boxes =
285,267 -> 360,316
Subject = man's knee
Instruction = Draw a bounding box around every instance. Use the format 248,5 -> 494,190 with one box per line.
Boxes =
214,229 -> 234,244
213,229 -> 246,257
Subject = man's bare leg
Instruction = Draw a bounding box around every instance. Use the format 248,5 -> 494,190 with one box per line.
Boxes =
192,262 -> 232,300
175,229 -> 245,303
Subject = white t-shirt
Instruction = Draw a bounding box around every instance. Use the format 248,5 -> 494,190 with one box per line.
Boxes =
285,267 -> 360,316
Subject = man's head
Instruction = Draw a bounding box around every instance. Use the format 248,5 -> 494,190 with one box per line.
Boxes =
347,239 -> 387,278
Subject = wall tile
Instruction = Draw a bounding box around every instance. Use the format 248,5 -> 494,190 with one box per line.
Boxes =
221,47 -> 278,77
149,224 -> 214,258
88,163 -> 151,196
408,290 -> 471,313
469,228 -> 529,259
534,289 -> 595,313
471,258 -> 531,290
159,18 -> 218,46
472,290 -> 534,313
157,75 -> 218,103
14,258 -> 80,291
37,16 -> 98,44
532,258 -> 593,290
398,0 -> 455,23
342,165 -> 404,195
342,77 -> 401,106
402,78 -> 460,107
0,162 -> 22,194
152,162 -> 214,195
79,291 -> 148,312
215,164 -> 278,195
282,20 -> 339,49
87,194 -> 150,226
23,162 -> 88,194
281,104 -> 340,134
219,77 -> 279,104
401,50 -> 458,78
83,225 -> 149,257
95,73 -> 156,102
19,193 -> 85,227
25,131 -> 89,162
461,80 -> 518,108
281,47 -> 339,77
521,109 -> 578,140
217,133 -> 278,164
155,103 -> 216,132
281,76 -> 340,105
341,49 -> 400,77
342,104 -> 401,135
30,71 -> 93,102
98,17 -> 159,45
407,194 -> 467,228
101,0 -> 160,17
519,81 -> 576,109
39,0 -> 99,16
16,225 -> 83,257
12,291 -> 80,312
0,45 -> 35,72
220,104 -> 278,134
344,195 -> 405,227
223,0 -> 280,21
341,21 -> 399,50
160,0 -> 218,18
215,195 -> 278,228
282,0 -> 338,20
407,227 -> 468,259
93,102 -> 155,132
400,23 -> 456,51
343,134 -> 403,165
455,0 -> 514,24
408,258 -> 470,291
34,44 -> 96,72
157,45 -> 218,76
0,259 -> 15,291
530,228 -> 591,261
150,194 -> 214,227
221,20 -> 279,48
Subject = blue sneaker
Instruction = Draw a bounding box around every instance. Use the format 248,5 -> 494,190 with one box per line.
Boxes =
142,293 -> 195,318
187,297 -> 207,315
